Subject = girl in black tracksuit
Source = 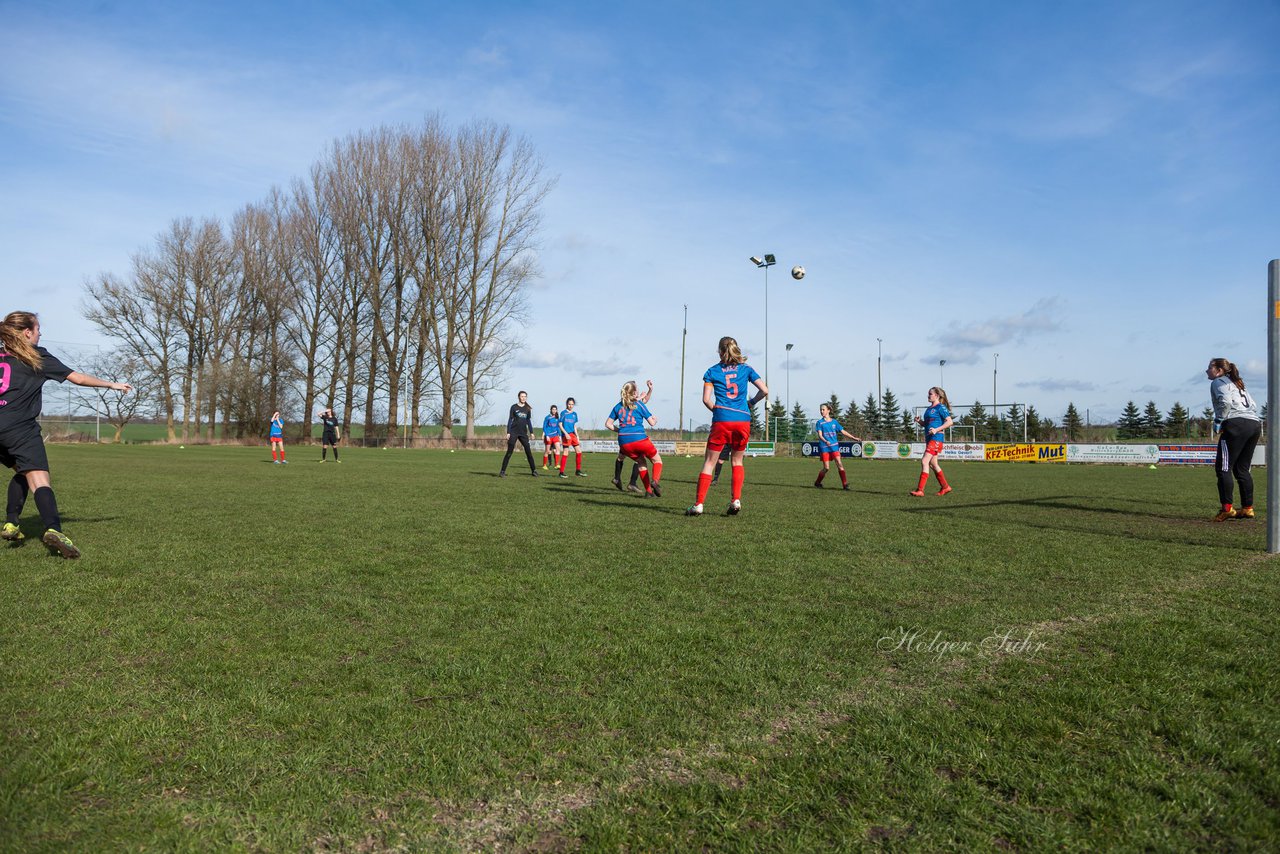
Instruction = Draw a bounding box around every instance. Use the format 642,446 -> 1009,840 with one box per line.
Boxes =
500,391 -> 538,477
1206,358 -> 1262,521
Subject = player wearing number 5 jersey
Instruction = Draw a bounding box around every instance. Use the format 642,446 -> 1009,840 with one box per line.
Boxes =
687,336 -> 768,516
0,311 -> 132,558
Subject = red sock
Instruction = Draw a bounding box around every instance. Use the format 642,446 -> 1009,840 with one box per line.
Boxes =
575,452 -> 582,472
916,472 -> 929,492
639,468 -> 651,489
731,465 -> 744,500
816,469 -> 827,483
559,454 -> 567,472
1222,502 -> 1234,512
542,452 -> 548,466
936,470 -> 949,489
696,473 -> 712,504
653,461 -> 663,483
839,468 -> 848,487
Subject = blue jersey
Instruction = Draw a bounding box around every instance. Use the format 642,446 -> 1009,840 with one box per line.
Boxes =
703,362 -> 760,423
608,401 -> 652,444
559,410 -> 579,436
815,417 -> 844,452
542,414 -> 562,438
921,404 -> 951,441
269,419 -> 283,438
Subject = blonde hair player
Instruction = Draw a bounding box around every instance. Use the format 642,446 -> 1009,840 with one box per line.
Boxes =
606,381 -> 664,497
0,311 -> 132,558
686,336 -> 768,516
911,387 -> 954,496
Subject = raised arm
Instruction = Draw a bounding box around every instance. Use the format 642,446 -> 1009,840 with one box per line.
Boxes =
67,371 -> 131,393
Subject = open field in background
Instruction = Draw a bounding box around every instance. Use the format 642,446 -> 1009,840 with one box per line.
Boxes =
2,446 -> 1278,851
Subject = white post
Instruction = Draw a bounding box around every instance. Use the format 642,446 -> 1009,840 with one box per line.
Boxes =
1268,260 -> 1280,552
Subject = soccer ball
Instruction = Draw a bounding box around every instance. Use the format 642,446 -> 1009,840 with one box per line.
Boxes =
791,265 -> 805,280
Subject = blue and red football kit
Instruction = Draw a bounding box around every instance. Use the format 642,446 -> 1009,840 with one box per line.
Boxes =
608,401 -> 651,445
559,410 -> 579,445
921,403 -> 950,454
703,362 -> 760,423
815,417 -> 846,462
542,414 -> 562,443
703,361 -> 760,453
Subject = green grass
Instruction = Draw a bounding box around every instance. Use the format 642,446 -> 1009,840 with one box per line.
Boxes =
2,446 -> 1277,851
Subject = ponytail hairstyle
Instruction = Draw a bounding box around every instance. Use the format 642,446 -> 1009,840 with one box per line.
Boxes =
930,387 -> 952,410
718,336 -> 746,365
0,311 -> 42,371
1209,358 -> 1246,391
620,380 -> 639,410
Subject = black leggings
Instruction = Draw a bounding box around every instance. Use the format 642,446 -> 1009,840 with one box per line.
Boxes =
502,434 -> 536,472
1216,417 -> 1262,507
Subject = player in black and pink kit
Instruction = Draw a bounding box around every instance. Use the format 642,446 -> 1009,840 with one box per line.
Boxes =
0,311 -> 132,558
499,390 -> 538,477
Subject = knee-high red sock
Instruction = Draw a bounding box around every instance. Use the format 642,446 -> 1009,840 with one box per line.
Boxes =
731,465 -> 745,500
575,451 -> 582,472
542,450 -> 549,466
839,468 -> 848,487
916,472 -> 929,492
816,468 -> 827,484
639,467 -> 651,489
936,470 -> 949,489
559,452 -> 567,472
652,461 -> 663,483
695,473 -> 712,504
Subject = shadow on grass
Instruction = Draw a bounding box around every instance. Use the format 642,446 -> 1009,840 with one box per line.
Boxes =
902,494 -> 1262,551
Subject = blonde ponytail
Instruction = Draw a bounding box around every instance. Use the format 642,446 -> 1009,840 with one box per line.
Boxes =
0,311 -> 42,371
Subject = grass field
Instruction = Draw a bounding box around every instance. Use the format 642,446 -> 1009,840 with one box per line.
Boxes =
2,445 -> 1277,851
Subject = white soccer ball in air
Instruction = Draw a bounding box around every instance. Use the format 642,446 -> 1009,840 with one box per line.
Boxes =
791,265 -> 805,280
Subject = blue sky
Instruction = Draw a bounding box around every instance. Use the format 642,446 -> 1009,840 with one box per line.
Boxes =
3,0 -> 1278,429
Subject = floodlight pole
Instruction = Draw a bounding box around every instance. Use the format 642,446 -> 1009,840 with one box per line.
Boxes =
751,254 -> 776,440
679,304 -> 687,442
785,343 -> 793,423
1268,259 -> 1280,552
877,338 -> 883,416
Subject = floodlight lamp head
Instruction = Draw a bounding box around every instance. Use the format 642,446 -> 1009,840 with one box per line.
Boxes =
763,253 -> 776,265
749,256 -> 763,266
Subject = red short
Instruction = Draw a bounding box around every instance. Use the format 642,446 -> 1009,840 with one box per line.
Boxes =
563,433 -> 580,448
925,440 -> 944,456
270,436 -> 284,444
821,450 -> 841,462
619,438 -> 658,461
707,421 -> 750,452
544,436 -> 562,446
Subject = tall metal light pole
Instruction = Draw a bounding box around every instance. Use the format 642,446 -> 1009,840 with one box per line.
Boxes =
750,254 -> 776,439
678,304 -> 687,442
993,352 -> 999,439
939,359 -> 946,387
876,338 -> 883,415
785,343 -> 794,429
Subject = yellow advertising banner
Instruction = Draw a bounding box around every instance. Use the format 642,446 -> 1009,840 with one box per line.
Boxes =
984,443 -> 1067,462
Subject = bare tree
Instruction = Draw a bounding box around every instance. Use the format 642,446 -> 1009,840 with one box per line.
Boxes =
80,348 -> 154,442
83,255 -> 184,441
454,121 -> 553,440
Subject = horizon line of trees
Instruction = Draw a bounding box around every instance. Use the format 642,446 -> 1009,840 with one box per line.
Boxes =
81,115 -> 553,443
